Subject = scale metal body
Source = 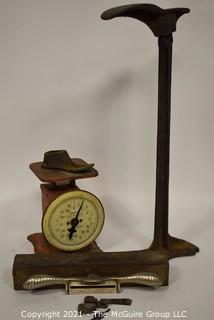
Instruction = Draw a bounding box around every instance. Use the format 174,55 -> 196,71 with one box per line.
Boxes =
13,3 -> 199,294
12,151 -> 167,293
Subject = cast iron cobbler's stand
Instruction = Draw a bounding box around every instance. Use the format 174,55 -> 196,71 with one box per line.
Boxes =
13,4 -> 198,292
101,3 -> 199,258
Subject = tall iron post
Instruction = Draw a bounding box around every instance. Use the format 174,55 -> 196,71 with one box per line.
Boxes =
152,34 -> 172,249
101,4 -> 199,258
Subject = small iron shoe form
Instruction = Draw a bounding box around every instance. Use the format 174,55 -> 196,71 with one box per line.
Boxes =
42,150 -> 94,173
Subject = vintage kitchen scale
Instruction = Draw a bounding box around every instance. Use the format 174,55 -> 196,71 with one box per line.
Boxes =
13,3 -> 199,294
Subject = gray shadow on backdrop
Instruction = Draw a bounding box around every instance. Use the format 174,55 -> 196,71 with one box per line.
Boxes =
99,195 -> 149,251
179,208 -> 214,243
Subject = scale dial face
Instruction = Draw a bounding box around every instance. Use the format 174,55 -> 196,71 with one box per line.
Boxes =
42,190 -> 104,251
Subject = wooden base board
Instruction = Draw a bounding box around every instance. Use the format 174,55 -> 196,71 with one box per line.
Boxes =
13,249 -> 169,290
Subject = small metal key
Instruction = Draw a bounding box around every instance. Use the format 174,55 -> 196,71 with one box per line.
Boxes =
100,298 -> 132,305
78,301 -> 110,315
79,296 -> 132,314
78,303 -> 98,314
84,296 -> 132,306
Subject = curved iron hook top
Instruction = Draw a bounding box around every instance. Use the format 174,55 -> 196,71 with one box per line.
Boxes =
101,3 -> 190,37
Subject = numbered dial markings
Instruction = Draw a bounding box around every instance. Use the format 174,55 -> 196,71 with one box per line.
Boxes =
42,191 -> 104,251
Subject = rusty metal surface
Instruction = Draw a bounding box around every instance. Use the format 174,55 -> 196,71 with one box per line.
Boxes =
13,250 -> 169,290
101,3 -> 199,259
27,233 -> 59,254
28,233 -> 102,254
101,4 -> 189,37
30,160 -> 98,183
40,183 -> 79,212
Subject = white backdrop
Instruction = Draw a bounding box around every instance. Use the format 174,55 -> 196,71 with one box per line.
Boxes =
0,0 -> 213,319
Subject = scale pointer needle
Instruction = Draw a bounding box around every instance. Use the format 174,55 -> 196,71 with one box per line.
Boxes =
68,200 -> 84,239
